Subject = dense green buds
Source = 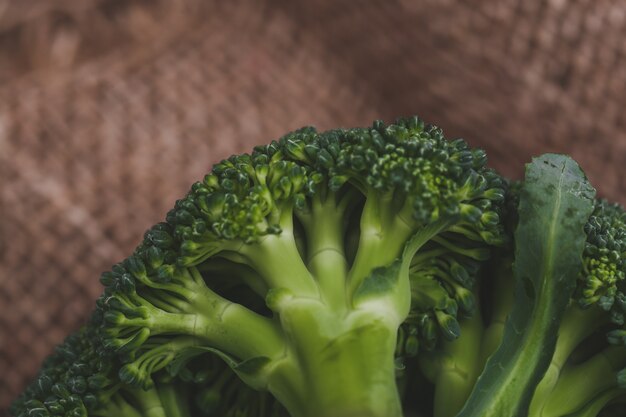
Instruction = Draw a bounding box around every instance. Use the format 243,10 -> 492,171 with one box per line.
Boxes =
10,324 -> 113,417
577,200 -> 626,323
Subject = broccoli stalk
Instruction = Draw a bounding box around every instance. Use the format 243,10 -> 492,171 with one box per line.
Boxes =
417,298 -> 485,417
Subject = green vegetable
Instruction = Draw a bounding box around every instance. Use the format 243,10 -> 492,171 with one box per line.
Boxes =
11,117 -> 625,417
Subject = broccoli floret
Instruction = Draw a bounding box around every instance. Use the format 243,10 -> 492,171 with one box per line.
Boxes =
10,318 -> 194,417
11,315 -> 288,417
90,116 -> 506,417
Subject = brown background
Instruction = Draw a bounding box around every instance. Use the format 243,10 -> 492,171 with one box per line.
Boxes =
1,0 -> 625,414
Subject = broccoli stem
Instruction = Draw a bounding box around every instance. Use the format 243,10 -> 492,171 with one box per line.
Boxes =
267,301 -> 403,417
129,385 -> 169,417
237,222 -> 319,298
156,384 -> 191,417
192,286 -> 286,360
548,305 -> 607,371
347,192 -> 415,297
94,394 -> 144,417
528,305 -> 607,416
265,218 -> 458,417
537,346 -> 626,417
114,272 -> 285,362
562,388 -> 625,417
299,192 -> 349,312
109,297 -> 198,335
186,268 -> 286,360
478,258 -> 515,365
431,303 -> 485,417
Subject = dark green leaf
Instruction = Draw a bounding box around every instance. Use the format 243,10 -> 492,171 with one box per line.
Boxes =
457,154 -> 595,417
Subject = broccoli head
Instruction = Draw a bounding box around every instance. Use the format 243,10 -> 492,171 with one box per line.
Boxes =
12,116 -> 625,417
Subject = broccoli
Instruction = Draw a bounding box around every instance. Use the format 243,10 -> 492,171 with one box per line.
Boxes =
11,117 -> 625,417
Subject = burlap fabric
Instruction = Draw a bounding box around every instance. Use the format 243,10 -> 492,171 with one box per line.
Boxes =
1,0 -> 625,413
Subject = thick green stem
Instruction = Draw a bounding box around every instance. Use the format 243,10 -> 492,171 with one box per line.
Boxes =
266,300 -> 403,417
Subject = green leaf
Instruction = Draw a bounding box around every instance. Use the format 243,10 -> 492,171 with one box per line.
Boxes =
457,154 -> 596,417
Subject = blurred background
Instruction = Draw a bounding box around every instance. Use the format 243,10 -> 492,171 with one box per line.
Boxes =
0,0 -> 625,413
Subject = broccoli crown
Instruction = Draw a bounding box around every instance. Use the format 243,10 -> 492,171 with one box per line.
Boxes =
88,116 -> 507,417
40,116 -> 626,417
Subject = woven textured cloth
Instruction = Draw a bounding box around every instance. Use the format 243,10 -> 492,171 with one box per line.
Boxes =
1,0 -> 625,413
